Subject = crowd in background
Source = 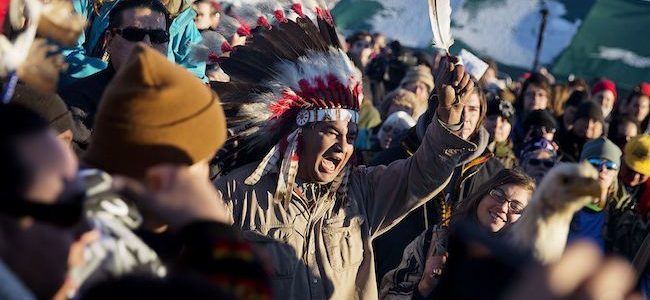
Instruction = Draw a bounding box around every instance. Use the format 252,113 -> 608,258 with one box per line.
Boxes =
342,26 -> 650,298
1,0 -> 650,299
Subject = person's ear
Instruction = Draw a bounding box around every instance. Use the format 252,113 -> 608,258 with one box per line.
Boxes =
145,164 -> 176,192
102,30 -> 115,54
57,130 -> 73,146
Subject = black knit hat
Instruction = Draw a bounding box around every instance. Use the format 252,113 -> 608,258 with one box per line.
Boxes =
8,82 -> 74,134
574,100 -> 604,123
487,98 -> 515,124
523,109 -> 558,134
564,90 -> 589,109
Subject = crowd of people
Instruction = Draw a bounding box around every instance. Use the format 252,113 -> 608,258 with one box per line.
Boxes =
1,0 -> 650,299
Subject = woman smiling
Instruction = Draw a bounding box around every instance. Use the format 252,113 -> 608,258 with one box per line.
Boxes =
380,169 -> 535,299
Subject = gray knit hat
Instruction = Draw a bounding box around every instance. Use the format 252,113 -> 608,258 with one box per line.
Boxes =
580,137 -> 622,167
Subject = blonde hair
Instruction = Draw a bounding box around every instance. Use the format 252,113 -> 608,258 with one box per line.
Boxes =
551,83 -> 571,117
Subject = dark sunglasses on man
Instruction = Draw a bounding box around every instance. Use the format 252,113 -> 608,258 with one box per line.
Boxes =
113,27 -> 170,44
587,158 -> 618,171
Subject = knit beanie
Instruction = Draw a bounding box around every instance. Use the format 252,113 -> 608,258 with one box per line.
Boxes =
591,79 -> 617,100
580,137 -> 622,167
574,101 -> 604,123
0,0 -> 8,34
7,81 -> 74,134
520,137 -> 557,159
84,44 -> 227,179
639,83 -> 650,98
400,65 -> 434,93
382,111 -> 417,131
624,135 -> 650,176
564,90 -> 589,109
486,99 -> 515,124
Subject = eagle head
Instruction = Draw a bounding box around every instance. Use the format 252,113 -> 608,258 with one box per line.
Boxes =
534,161 -> 601,213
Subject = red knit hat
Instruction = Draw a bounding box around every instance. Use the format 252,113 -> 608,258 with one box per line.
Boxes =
639,82 -> 650,98
591,79 -> 617,100
0,0 -> 8,34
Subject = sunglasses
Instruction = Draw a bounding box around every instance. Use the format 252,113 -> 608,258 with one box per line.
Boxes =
113,27 -> 170,44
488,188 -> 525,215
527,158 -> 555,168
587,158 -> 618,170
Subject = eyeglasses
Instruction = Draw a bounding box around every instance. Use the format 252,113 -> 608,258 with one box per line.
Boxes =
527,158 -> 555,168
113,27 -> 170,44
488,188 -> 525,214
587,158 -> 618,170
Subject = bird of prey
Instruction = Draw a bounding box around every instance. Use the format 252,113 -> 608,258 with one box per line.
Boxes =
509,161 -> 601,264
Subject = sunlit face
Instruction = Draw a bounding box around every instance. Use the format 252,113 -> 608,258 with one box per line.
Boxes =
593,90 -> 616,118
630,95 -> 650,123
193,2 -> 220,30
377,123 -> 399,149
617,121 -> 638,145
588,158 -> 618,194
476,184 -> 532,232
461,93 -> 481,139
372,35 -> 386,51
523,85 -> 548,112
16,129 -> 78,203
484,115 -> 511,143
108,7 -> 168,70
349,36 -> 373,67
521,150 -> 555,183
349,36 -> 371,56
404,81 -> 430,103
573,118 -> 603,139
619,162 -> 650,188
298,120 -> 357,184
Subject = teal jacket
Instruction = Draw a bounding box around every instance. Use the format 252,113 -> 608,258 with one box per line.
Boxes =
60,0 -> 206,89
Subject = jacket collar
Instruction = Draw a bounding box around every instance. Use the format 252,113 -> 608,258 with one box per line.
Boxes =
458,126 -> 490,166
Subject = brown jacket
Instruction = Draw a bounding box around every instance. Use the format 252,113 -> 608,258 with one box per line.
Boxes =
214,117 -> 476,299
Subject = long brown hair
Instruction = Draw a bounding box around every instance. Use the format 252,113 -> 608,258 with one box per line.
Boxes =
450,168 -> 536,228
474,85 -> 488,135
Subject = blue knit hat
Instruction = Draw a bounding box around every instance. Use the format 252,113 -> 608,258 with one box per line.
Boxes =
520,137 -> 557,159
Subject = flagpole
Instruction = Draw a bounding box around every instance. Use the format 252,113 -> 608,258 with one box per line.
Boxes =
532,1 -> 549,71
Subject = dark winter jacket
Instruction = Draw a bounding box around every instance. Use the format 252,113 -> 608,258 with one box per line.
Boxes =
81,221 -> 271,300
78,169 -> 271,300
556,130 -> 588,162
371,126 -> 503,282
488,140 -> 518,169
60,67 -> 115,142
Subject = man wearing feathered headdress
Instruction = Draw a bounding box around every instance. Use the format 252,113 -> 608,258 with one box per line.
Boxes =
211,3 -> 477,299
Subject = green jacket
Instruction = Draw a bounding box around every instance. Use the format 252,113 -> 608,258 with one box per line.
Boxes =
61,0 -> 206,89
605,181 -> 638,259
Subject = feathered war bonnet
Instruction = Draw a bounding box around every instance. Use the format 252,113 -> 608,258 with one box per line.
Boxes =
210,0 -> 363,206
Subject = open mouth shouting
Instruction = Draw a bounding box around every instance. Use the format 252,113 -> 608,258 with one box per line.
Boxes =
320,154 -> 343,174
